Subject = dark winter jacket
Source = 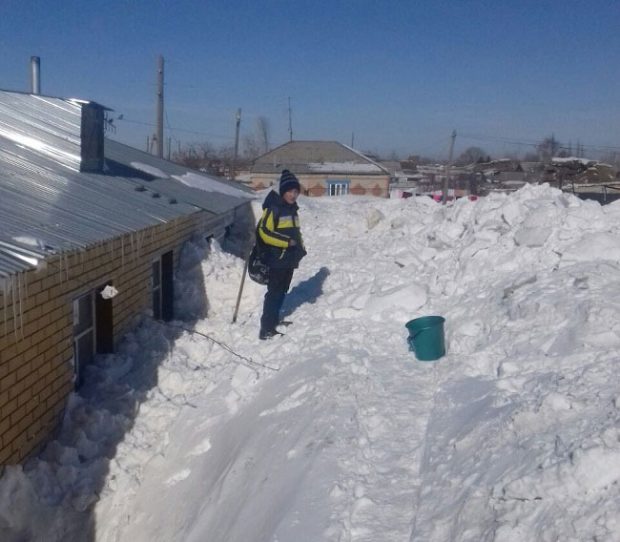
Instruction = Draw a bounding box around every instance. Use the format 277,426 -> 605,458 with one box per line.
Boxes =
257,190 -> 306,269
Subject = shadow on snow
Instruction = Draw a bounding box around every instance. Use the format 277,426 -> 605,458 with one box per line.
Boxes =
281,266 -> 330,319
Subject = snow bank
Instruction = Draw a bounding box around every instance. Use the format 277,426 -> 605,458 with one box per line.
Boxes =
1,183 -> 620,542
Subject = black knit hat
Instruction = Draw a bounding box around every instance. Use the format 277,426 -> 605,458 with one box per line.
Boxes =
279,169 -> 301,196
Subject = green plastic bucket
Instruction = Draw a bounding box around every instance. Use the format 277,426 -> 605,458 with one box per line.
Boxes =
405,316 -> 446,361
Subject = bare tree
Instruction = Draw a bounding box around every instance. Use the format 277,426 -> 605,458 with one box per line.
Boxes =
455,146 -> 487,165
243,134 -> 261,160
172,141 -> 231,177
537,136 -> 560,163
600,152 -> 620,168
242,116 -> 271,159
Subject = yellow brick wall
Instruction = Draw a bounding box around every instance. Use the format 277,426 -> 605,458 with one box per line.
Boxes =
0,209 -> 229,464
250,173 -> 391,197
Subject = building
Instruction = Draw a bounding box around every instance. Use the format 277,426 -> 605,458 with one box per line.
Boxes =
249,141 -> 392,197
0,89 -> 252,464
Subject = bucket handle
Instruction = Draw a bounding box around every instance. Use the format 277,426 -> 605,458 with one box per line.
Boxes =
408,327 -> 431,352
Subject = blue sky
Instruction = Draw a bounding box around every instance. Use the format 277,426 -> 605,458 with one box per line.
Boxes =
2,0 -> 619,160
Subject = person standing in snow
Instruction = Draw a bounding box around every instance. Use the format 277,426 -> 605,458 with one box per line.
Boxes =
257,169 -> 306,340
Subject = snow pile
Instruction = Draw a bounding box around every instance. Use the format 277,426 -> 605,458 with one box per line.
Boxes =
1,184 -> 620,541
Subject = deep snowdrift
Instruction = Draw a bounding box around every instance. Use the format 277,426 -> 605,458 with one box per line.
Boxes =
1,184 -> 620,542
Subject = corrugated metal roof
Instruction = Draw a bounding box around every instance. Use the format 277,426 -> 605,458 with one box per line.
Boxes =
0,135 -> 201,276
0,89 -> 252,278
105,139 -> 253,215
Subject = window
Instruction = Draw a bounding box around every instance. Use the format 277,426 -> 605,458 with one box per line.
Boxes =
72,283 -> 114,388
326,179 -> 350,196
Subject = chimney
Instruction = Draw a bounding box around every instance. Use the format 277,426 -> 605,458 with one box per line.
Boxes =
30,56 -> 41,95
80,102 -> 105,173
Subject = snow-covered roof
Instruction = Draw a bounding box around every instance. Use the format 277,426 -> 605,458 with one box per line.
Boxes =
251,140 -> 390,175
306,161 -> 384,173
552,156 -> 596,166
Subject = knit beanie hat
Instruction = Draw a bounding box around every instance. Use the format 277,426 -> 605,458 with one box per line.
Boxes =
279,169 -> 301,196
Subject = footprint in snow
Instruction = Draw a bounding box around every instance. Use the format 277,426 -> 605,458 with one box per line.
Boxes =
187,438 -> 212,457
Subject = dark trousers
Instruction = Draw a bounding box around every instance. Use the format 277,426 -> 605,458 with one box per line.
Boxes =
261,267 -> 294,332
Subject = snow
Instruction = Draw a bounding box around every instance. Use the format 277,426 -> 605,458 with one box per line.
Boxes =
128,161 -> 170,179
2,183 -> 620,541
306,162 -> 383,173
552,156 -> 596,166
172,171 -> 253,198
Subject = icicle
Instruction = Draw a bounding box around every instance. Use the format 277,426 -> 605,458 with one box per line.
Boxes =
136,231 -> 143,258
132,232 -> 137,262
23,269 -> 29,300
121,235 -> 125,270
17,272 -> 24,340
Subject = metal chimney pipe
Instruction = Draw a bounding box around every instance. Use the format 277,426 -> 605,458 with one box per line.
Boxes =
30,56 -> 41,95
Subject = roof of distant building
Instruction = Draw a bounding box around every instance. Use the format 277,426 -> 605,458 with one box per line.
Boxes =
251,140 -> 390,176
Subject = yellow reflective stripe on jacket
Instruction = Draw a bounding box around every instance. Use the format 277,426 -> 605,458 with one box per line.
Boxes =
278,216 -> 295,228
258,209 -> 290,248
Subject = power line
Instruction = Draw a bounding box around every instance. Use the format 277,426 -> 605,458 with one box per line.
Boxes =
119,116 -> 234,141
460,132 -> 620,153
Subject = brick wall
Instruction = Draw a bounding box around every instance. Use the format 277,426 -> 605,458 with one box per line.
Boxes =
0,209 -> 227,464
250,173 -> 391,197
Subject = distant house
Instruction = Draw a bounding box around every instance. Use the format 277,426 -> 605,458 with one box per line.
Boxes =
249,141 -> 392,197
0,89 -> 252,464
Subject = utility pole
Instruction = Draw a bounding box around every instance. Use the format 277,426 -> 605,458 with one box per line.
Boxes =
442,130 -> 456,204
232,108 -> 242,180
288,97 -> 293,142
351,132 -> 355,148
155,55 -> 164,158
